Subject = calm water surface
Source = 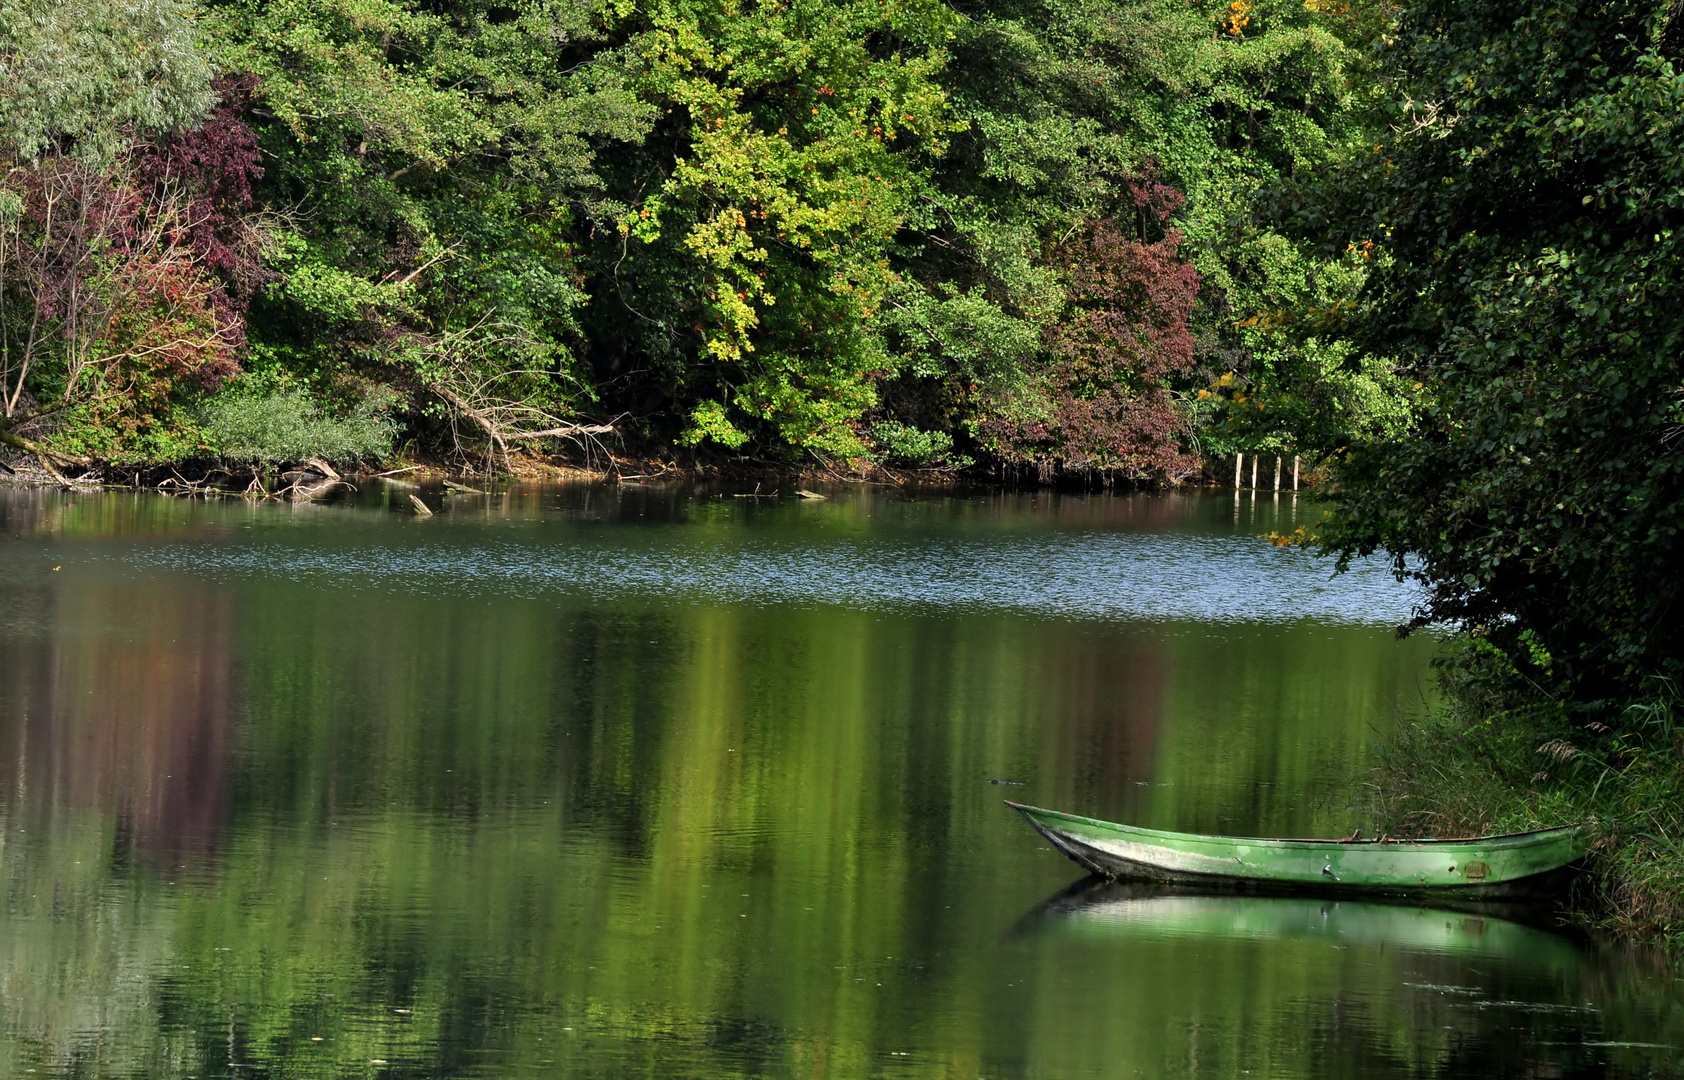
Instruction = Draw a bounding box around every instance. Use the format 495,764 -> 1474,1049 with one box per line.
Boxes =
1,483 -> 1680,1079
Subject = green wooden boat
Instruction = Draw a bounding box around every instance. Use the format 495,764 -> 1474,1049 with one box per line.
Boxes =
1008,802 -> 1588,896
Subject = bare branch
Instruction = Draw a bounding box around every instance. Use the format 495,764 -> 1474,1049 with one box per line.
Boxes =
419,323 -> 624,473
500,424 -> 618,439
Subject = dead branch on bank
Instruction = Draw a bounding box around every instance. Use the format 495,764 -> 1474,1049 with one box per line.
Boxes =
0,410 -> 94,487
423,325 -> 622,476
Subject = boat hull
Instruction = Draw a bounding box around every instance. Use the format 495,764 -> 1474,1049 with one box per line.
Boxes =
1010,803 -> 1587,897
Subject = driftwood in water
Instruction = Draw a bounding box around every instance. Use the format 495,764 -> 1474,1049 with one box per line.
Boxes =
290,479 -> 342,502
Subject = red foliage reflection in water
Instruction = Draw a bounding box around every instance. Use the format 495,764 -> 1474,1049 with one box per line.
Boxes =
0,582 -> 233,867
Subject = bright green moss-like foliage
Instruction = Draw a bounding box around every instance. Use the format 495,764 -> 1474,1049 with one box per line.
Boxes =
200,388 -> 398,463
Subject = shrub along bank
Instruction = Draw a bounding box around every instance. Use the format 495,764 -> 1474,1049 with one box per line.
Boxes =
1375,645 -> 1684,935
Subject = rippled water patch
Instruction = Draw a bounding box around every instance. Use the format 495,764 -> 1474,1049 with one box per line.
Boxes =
121,530 -> 1421,625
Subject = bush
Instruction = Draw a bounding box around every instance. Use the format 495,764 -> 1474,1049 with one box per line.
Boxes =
869,421 -> 970,469
201,390 -> 397,464
976,208 -> 1202,483
1306,0 -> 1684,710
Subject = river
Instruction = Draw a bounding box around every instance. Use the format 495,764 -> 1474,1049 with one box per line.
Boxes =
0,483 -> 1679,1078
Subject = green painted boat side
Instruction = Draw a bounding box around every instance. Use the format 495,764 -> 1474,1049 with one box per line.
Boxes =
1008,802 -> 1588,896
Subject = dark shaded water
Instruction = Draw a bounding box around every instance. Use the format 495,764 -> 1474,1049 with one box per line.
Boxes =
0,483 -> 1679,1078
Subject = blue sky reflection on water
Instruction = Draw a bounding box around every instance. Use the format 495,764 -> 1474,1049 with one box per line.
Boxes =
116,526 -> 1421,626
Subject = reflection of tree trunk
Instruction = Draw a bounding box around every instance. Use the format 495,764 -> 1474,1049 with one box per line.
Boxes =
0,579 -> 234,865
1038,627 -> 1167,822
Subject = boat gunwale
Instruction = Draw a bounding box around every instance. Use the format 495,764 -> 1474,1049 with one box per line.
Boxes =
1004,801 -> 1583,850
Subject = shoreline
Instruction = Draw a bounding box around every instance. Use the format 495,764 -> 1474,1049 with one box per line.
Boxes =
1373,659 -> 1684,944
0,451 -> 1256,494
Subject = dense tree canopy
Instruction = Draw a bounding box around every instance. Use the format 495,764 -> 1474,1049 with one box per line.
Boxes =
1,0 -> 1411,476
1302,0 -> 1684,709
0,0 -> 214,163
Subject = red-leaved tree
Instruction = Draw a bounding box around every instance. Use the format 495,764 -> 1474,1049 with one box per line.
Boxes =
1,78 -> 266,461
980,173 -> 1202,482
136,74 -> 269,334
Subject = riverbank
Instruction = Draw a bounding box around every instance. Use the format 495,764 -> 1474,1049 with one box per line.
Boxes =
1374,643 -> 1684,939
0,447 -> 1256,494
0,452 -> 620,491
0,445 -> 857,491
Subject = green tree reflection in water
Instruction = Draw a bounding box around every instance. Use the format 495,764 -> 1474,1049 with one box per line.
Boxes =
0,487 -> 1680,1079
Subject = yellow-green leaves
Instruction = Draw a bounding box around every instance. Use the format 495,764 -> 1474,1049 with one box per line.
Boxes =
624,0 -> 954,456
681,398 -> 748,447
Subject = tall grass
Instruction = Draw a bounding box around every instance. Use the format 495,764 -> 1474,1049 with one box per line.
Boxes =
1375,642 -> 1684,936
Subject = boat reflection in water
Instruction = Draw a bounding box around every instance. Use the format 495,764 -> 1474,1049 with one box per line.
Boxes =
1005,879 -> 1674,1079
1018,878 -> 1582,963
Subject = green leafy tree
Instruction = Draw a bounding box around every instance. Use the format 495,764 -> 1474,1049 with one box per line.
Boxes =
0,0 -> 214,164
580,0 -> 956,459
211,0 -> 655,457
1301,0 -> 1684,710
877,0 -> 1401,478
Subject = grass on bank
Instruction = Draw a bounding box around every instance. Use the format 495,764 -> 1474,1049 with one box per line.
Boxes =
1375,640 -> 1684,936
